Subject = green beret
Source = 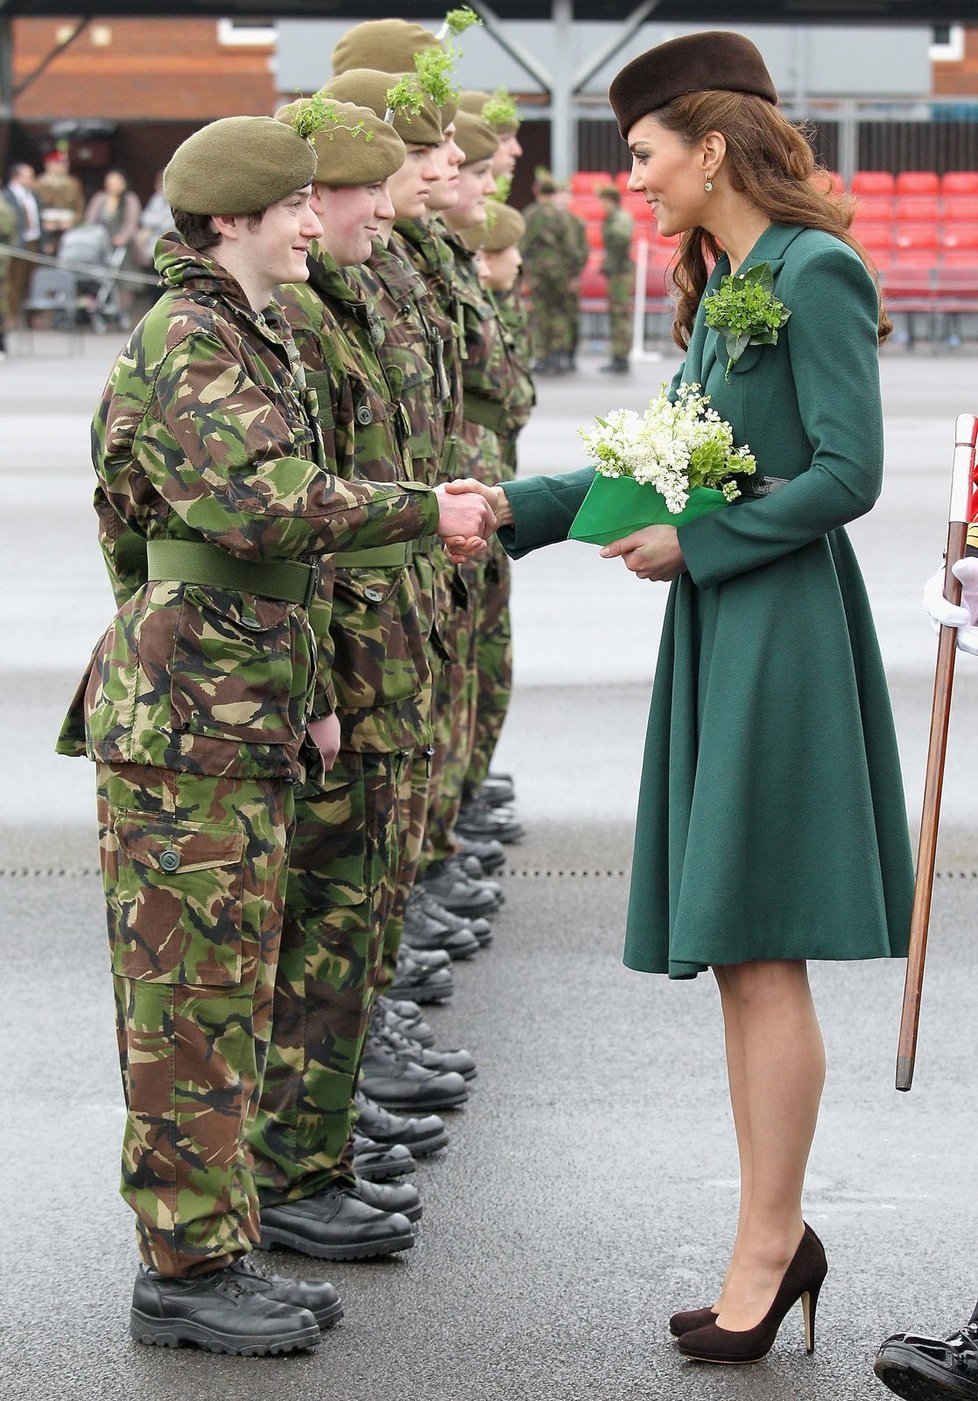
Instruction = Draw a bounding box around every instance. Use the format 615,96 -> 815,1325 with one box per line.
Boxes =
453,110 -> 499,166
323,69 -> 444,146
458,88 -> 520,136
465,202 -> 525,252
276,97 -> 405,187
609,31 -> 778,138
332,19 -> 440,77
163,116 -> 316,216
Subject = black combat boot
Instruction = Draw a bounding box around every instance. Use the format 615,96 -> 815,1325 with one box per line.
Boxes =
374,993 -> 436,1046
875,1318 -> 978,1400
359,1035 -> 470,1111
402,888 -> 481,959
130,1263 -> 321,1354
389,949 -> 455,1003
368,1021 -> 477,1081
259,1186 -> 415,1260
352,1131 -> 417,1180
355,1090 -> 450,1156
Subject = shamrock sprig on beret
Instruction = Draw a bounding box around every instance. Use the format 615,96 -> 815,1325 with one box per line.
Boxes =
289,92 -> 375,143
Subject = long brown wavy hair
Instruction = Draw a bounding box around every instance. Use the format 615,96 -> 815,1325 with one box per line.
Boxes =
649,90 -> 892,349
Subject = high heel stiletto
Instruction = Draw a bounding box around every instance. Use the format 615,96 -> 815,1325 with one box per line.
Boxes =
676,1224 -> 827,1364
669,1307 -> 717,1337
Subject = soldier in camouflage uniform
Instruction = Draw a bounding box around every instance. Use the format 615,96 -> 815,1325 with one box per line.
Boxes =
461,202 -> 535,812
597,184 -> 634,374
54,116 -> 491,1354
247,97 -> 476,1265
522,171 -> 587,375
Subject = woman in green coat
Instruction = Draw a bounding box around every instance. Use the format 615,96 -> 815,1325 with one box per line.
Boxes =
452,30 -> 914,1368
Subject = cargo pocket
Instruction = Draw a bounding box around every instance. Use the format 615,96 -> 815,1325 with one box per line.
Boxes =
108,814 -> 246,985
170,586 -> 311,747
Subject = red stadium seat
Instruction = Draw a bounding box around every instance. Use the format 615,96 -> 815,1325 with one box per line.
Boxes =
852,171 -> 895,195
894,194 -> 940,224
894,224 -> 939,253
615,170 -> 632,192
822,170 -> 845,193
579,254 -> 607,306
585,221 -> 604,250
853,194 -> 894,222
895,171 -> 940,195
942,172 -> 978,196
570,171 -> 613,194
854,222 -> 893,252
942,195 -> 978,224
939,250 -> 978,268
942,226 -> 978,252
570,194 -> 605,223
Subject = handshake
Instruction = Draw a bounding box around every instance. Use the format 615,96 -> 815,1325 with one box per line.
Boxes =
432,479 -> 513,564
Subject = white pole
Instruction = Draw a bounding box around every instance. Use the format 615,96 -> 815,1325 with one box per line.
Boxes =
630,239 -> 662,363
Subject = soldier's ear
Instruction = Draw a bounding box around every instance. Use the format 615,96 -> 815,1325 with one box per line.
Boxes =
210,213 -> 240,242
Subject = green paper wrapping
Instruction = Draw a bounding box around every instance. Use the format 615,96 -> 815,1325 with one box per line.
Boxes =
568,473 -> 727,546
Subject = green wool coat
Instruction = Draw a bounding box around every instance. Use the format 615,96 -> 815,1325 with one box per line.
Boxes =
499,222 -> 914,978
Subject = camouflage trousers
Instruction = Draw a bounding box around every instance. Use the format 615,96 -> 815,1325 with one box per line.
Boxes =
607,271 -> 634,360
422,571 -> 476,869
529,277 -> 578,360
248,749 -> 404,1203
464,543 -> 513,798
378,744 -> 433,990
96,761 -> 293,1278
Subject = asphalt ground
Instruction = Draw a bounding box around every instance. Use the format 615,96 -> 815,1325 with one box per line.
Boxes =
2,327 -> 978,1401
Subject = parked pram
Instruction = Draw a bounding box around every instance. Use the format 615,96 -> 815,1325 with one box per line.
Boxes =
56,222 -> 126,332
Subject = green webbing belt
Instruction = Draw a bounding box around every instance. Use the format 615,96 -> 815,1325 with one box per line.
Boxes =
146,539 -> 317,606
333,534 -> 438,569
462,390 -> 507,435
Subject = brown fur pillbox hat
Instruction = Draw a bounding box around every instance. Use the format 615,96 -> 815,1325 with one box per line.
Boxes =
323,69 -> 444,145
163,116 -> 316,215
464,202 -> 525,252
453,110 -> 499,166
332,19 -> 440,77
275,99 -> 405,186
608,31 -> 777,138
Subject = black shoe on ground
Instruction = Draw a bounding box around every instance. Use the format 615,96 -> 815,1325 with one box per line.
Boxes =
259,1187 -> 415,1261
352,1131 -> 417,1181
420,857 -> 501,917
359,1035 -> 469,1111
375,993 -> 436,1047
410,888 -> 493,948
355,1091 -> 450,1156
875,1322 -> 978,1400
369,1023 -> 477,1081
599,356 -> 630,374
455,796 -> 525,844
130,1263 -> 321,1354
479,773 -> 515,807
455,832 -> 507,873
390,950 -> 455,1003
227,1255 -> 342,1329
403,890 -> 480,959
354,1174 -> 423,1222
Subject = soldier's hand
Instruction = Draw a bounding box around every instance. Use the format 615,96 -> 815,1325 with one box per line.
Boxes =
442,478 -> 512,528
307,713 -> 341,771
600,525 -> 686,582
434,482 -> 496,561
923,557 -> 978,654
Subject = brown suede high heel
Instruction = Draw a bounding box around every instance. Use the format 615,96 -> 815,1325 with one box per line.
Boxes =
669,1307 -> 717,1338
676,1224 -> 827,1364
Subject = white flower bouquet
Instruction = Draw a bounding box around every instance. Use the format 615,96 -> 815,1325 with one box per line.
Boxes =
568,383 -> 757,546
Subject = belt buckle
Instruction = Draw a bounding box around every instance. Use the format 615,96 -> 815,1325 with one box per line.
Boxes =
302,561 -> 320,609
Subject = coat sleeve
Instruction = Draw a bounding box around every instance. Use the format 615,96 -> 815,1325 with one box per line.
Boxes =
677,242 -> 884,589
132,329 -> 439,561
497,467 -> 595,558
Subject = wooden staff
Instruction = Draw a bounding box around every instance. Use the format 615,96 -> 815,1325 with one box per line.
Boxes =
896,413 -> 977,1091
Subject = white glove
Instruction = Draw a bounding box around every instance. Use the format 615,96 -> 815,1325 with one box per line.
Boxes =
922,557 -> 978,654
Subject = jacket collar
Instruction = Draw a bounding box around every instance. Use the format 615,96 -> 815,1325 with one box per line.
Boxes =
697,223 -> 804,380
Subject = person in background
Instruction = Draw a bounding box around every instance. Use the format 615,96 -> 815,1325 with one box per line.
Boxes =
597,183 -> 634,374
85,169 -> 143,319
2,162 -> 42,324
34,147 -> 84,253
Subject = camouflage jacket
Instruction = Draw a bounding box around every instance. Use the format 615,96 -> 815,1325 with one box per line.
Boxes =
280,249 -> 433,753
489,282 -> 536,478
393,217 -> 464,461
57,237 -> 437,781
602,207 -> 634,277
442,227 -> 531,484
521,201 -> 588,284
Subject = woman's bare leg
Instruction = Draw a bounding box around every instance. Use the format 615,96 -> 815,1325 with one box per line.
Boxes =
711,965 -> 752,1311
712,959 -> 825,1331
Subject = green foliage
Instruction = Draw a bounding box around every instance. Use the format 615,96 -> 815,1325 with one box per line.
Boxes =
482,88 -> 518,131
703,261 -> 791,379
